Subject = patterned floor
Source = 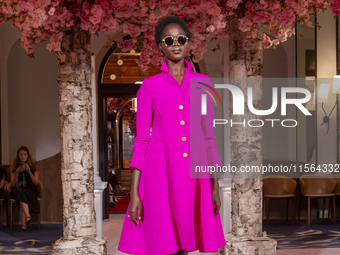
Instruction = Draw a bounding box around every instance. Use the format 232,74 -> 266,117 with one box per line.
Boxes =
277,248 -> 340,255
264,219 -> 340,250
0,224 -> 62,254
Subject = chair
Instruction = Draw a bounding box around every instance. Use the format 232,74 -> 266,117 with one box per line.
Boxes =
299,174 -> 336,225
0,166 -> 10,230
0,180 -> 9,230
263,175 -> 297,225
0,198 -> 4,230
5,181 -> 43,230
329,174 -> 340,220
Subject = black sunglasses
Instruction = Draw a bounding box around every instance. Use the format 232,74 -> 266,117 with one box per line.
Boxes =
161,35 -> 189,46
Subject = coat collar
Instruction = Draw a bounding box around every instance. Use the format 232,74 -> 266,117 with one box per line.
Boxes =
160,58 -> 194,92
160,58 -> 194,73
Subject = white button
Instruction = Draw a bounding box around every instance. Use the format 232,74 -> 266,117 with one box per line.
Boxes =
180,120 -> 185,125
179,105 -> 183,110
182,137 -> 186,141
183,152 -> 188,157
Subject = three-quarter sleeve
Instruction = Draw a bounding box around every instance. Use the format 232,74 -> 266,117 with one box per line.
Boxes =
129,78 -> 152,173
201,81 -> 223,167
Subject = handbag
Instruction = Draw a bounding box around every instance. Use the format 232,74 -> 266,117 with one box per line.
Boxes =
15,181 -> 24,188
15,172 -> 26,188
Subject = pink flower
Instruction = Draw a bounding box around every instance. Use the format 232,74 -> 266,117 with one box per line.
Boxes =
89,4 -> 104,25
46,33 -> 62,52
287,28 -> 295,37
1,0 -> 329,69
101,16 -> 119,33
272,39 -> 280,45
207,25 -> 215,32
226,0 -> 242,9
34,0 -> 52,9
263,34 -> 273,48
89,25 -> 99,34
48,7 -> 55,16
256,0 -> 268,10
246,29 -> 258,39
238,17 -> 252,32
21,2 -> 34,11
330,0 -> 340,15
306,21 -> 315,28
278,33 -> 287,42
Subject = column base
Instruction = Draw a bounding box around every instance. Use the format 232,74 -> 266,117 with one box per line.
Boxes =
52,235 -> 107,255
224,232 -> 277,255
94,177 -> 107,237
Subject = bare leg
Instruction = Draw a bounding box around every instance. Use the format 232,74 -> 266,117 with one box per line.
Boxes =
20,202 -> 30,222
118,185 -> 126,191
19,204 -> 26,227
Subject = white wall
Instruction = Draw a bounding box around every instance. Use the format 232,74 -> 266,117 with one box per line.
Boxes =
0,22 -> 21,164
7,39 -> 60,161
316,8 -> 338,166
203,38 -> 226,165
201,32 -> 297,163
1,23 -> 61,163
296,24 -> 315,163
262,35 -> 296,161
1,24 -> 123,165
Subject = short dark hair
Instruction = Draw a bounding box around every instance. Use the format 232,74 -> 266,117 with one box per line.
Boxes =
155,16 -> 191,46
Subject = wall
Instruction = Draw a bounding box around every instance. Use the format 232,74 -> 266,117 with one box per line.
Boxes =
262,36 -> 295,161
203,38 -> 225,164
316,8 -> 338,167
296,24 -> 315,163
7,39 -> 61,162
0,22 -> 21,164
221,31 -> 296,162
91,28 -> 123,179
0,24 -> 123,223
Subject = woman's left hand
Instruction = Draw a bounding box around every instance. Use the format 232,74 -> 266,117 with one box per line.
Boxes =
25,164 -> 32,175
211,188 -> 221,217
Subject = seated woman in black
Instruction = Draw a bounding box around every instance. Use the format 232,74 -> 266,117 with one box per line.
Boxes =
108,166 -> 126,194
9,146 -> 40,231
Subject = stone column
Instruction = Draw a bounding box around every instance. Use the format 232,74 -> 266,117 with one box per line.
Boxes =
91,53 -> 108,237
224,15 -> 277,255
219,178 -> 232,234
52,25 -> 107,254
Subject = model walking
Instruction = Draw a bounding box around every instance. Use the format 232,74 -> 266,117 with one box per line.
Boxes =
118,16 -> 226,255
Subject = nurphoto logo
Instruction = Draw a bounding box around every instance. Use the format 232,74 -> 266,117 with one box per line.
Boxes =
197,82 -> 312,128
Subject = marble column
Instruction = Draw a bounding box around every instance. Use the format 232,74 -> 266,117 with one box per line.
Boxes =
91,54 -> 107,237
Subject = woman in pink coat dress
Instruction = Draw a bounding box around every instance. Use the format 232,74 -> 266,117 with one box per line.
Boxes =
118,16 -> 226,255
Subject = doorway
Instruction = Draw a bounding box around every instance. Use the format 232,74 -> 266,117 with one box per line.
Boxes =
97,40 -> 163,219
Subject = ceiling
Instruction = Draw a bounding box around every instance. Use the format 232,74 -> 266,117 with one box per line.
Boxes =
102,49 -> 162,84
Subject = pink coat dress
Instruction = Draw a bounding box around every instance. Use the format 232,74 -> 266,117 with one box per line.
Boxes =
118,59 -> 226,255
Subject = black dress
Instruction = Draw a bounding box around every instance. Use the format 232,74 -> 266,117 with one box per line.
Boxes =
108,172 -> 119,187
12,166 -> 40,213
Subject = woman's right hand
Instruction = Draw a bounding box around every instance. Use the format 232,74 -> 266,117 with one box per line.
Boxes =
129,192 -> 142,225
